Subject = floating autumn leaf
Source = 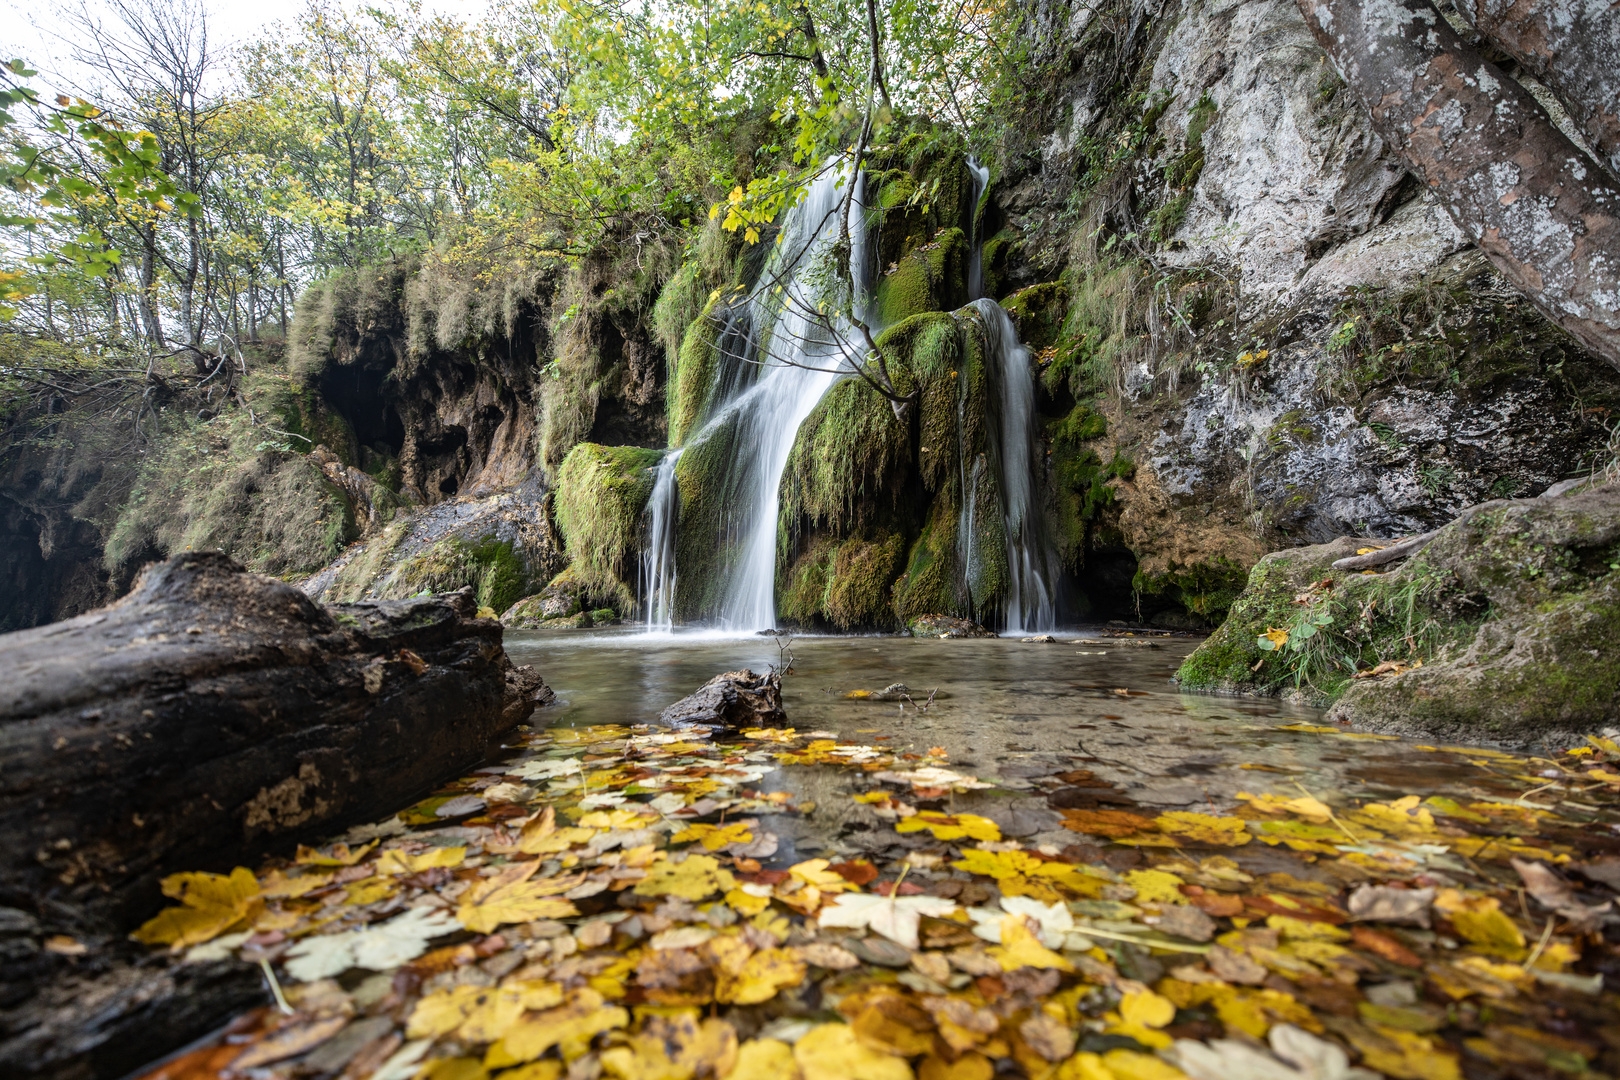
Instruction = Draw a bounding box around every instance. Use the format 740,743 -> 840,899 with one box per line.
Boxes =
634,853 -> 737,901
295,840 -> 378,866
711,939 -> 807,1004
132,867 -> 261,949
896,811 -> 1001,842
258,867 -> 332,898
1059,809 -> 1156,838
485,988 -> 629,1066
377,845 -> 466,876
407,980 -> 564,1042
1153,812 -> 1252,846
1432,889 -> 1525,956
283,906 -> 462,981
1236,792 -> 1333,821
672,822 -> 754,851
458,861 -> 580,933
818,891 -> 959,950
986,915 -> 1072,972
794,1023 -> 913,1080
728,1039 -> 801,1080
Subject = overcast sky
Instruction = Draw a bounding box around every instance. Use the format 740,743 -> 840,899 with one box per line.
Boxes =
2,0 -> 486,92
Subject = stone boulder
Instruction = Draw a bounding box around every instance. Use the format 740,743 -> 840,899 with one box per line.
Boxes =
1177,484 -> 1620,747
658,669 -> 785,731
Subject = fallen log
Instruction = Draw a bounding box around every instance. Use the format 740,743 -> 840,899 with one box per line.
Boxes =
1329,530 -> 1439,571
0,551 -> 551,1079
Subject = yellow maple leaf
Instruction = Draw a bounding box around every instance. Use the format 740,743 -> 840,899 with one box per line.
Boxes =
1434,890 -> 1525,956
1120,868 -> 1185,904
258,867 -> 332,898
952,848 -> 1040,879
578,808 -> 655,829
793,1023 -> 913,1080
1100,1049 -> 1187,1080
458,863 -> 580,933
1154,812 -> 1251,846
672,822 -> 755,851
716,945 -> 807,1005
633,853 -> 736,901
987,915 -> 1073,972
728,1039 -> 801,1080
485,989 -> 629,1066
1119,991 -> 1174,1029
1236,791 -> 1333,821
295,840 -> 377,866
132,867 -> 261,949
726,886 -> 773,917
377,845 -> 466,876
408,981 -> 565,1042
896,811 -> 1001,842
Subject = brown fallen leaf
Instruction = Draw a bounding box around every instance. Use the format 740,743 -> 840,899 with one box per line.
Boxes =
792,941 -> 861,970
1350,925 -> 1422,967
1019,1012 -> 1076,1061
1511,857 -> 1611,932
1347,884 -> 1434,927
230,1016 -> 348,1070
1206,944 -> 1267,985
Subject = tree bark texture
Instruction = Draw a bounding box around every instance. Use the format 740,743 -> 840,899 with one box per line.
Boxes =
0,551 -> 550,934
1452,0 -> 1620,181
1296,0 -> 1620,370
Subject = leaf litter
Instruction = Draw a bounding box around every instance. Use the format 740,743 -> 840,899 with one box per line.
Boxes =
130,720 -> 1620,1080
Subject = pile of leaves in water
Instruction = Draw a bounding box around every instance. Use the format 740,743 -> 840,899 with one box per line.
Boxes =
131,723 -> 1620,1080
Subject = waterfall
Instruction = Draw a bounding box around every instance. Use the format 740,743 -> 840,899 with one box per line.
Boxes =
642,162 -> 873,632
972,297 -> 1056,634
966,157 -> 989,301
640,449 -> 682,632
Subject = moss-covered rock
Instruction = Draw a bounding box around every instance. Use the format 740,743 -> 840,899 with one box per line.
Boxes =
1002,282 -> 1070,352
1132,558 -> 1248,627
554,443 -> 664,612
1179,485 -> 1620,746
502,567 -> 591,628
872,228 -> 967,327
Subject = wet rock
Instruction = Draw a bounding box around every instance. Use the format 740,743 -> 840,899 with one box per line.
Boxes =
1180,484 -> 1620,746
1022,635 -> 1058,643
846,683 -> 912,702
502,568 -> 589,628
908,615 -> 997,639
657,669 -> 785,731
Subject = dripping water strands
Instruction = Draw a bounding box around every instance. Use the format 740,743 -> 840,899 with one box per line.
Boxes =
971,297 -> 1057,634
966,156 -> 990,301
641,449 -> 682,632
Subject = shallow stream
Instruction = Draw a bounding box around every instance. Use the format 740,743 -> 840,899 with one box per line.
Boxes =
504,630 -> 1549,853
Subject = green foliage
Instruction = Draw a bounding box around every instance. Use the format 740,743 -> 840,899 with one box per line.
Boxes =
1001,282 -> 1070,351
554,442 -> 664,612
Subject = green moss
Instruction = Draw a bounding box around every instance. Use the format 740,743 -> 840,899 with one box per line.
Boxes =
381,535 -> 531,613
1043,261 -> 1148,402
1002,283 -> 1071,351
778,376 -> 911,533
1148,93 -> 1216,245
777,536 -> 837,627
104,407 -> 359,586
892,499 -> 965,623
980,229 -> 1019,302
554,442 -> 665,612
1046,403 -> 1130,571
872,228 -> 967,326
1133,558 -> 1249,624
1321,279 -> 1620,410
777,531 -> 905,630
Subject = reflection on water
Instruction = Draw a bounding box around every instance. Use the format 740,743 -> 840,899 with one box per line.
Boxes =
504,630 -> 1500,818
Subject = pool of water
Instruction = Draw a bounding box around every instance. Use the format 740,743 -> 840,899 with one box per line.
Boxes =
504,629 -> 1528,834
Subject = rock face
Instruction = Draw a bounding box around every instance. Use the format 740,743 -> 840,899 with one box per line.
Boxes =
988,0 -> 1620,625
0,551 -> 549,933
1177,484 -> 1620,746
658,669 -> 785,731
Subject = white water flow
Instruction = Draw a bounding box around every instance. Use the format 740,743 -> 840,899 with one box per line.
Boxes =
642,164 -> 872,632
973,297 -> 1056,633
966,157 -> 990,301
640,449 -> 682,632
717,167 -> 873,630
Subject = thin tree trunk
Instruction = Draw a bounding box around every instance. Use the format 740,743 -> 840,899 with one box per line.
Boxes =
1452,0 -> 1620,182
1295,0 -> 1620,370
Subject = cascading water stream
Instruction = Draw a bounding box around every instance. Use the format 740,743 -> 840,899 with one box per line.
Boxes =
640,449 -> 682,632
638,163 -> 873,632
966,157 -> 990,301
972,298 -> 1057,633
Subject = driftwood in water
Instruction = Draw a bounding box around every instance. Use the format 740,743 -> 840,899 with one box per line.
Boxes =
658,669 -> 785,730
0,551 -> 551,1080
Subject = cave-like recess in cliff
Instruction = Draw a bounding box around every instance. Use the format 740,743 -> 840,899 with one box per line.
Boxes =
320,359 -> 406,459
